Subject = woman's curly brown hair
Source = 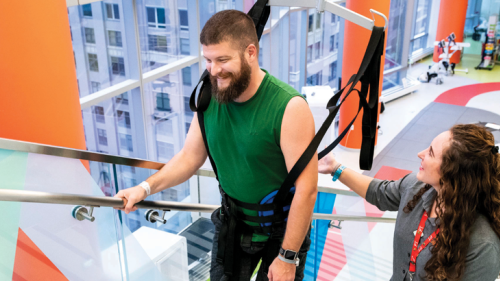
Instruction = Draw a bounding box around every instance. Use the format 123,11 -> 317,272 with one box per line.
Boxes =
404,124 -> 500,280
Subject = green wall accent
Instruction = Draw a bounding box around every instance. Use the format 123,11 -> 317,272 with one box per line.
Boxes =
0,149 -> 28,280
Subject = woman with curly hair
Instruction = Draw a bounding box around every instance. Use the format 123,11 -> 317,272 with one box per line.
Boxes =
319,124 -> 500,280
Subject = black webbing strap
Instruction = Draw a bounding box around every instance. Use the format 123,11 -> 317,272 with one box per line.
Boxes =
273,26 -> 385,208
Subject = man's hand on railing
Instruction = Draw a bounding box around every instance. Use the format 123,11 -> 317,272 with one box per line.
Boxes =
114,186 -> 148,214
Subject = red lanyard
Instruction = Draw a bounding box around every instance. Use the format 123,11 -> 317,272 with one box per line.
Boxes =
409,210 -> 440,276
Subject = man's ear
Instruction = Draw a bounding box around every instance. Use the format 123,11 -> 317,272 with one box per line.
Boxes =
246,44 -> 258,63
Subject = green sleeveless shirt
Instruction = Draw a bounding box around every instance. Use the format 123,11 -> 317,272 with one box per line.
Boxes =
204,70 -> 304,242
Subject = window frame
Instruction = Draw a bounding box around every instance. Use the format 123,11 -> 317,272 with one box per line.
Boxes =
146,6 -> 167,29
105,3 -> 120,20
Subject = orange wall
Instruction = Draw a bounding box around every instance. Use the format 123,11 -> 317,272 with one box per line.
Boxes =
432,0 -> 468,64
338,0 -> 390,149
0,1 -> 86,150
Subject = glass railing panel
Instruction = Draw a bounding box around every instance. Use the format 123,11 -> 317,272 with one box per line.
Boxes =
114,164 -> 214,281
0,148 -> 124,280
81,87 -> 148,161
311,192 -> 396,280
306,191 -> 337,280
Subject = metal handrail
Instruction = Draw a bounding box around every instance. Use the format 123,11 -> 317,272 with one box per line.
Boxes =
0,137 -> 357,196
0,189 -> 395,223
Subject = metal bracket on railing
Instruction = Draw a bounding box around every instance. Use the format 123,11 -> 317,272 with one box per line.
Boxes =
72,205 -> 97,222
328,220 -> 343,229
145,209 -> 169,224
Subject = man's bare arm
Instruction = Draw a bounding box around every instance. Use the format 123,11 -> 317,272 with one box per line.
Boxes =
268,96 -> 318,281
280,96 -> 318,252
115,113 -> 208,213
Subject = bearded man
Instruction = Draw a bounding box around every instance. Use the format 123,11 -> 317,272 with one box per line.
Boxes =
116,9 -> 318,281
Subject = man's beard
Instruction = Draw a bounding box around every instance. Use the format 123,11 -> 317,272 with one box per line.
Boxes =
210,55 -> 252,104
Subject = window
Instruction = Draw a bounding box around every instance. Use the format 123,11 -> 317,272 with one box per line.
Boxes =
184,96 -> 193,116
180,38 -> 190,55
316,13 -> 321,29
94,106 -> 105,123
156,93 -> 171,112
117,110 -> 131,129
97,129 -> 108,145
148,35 -> 168,53
315,42 -> 321,59
88,53 -> 99,72
157,141 -> 174,160
329,35 -> 335,52
119,133 -> 133,152
182,67 -> 191,86
111,56 -> 125,76
307,45 -> 312,63
329,62 -> 337,82
185,122 -> 191,136
82,4 -> 92,17
306,71 -> 322,86
115,93 -> 129,105
308,14 -> 314,32
179,10 -> 188,27
147,7 -> 166,28
108,30 -> 122,47
91,81 -> 100,93
306,75 -> 313,86
106,3 -> 120,20
85,28 -> 95,44
331,14 -> 336,23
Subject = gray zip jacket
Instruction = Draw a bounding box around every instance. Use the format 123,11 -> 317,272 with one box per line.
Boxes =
366,173 -> 500,281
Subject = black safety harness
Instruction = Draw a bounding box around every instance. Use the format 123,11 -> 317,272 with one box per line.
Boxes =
189,1 -> 385,279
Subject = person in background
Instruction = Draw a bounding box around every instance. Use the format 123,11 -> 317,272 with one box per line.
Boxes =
318,124 -> 500,281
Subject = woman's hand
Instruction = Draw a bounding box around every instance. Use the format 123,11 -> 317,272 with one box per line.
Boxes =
318,151 -> 339,175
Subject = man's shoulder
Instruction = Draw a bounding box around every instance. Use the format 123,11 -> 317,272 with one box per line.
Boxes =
264,72 -> 304,100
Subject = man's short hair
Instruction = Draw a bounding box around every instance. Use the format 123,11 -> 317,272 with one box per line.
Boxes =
200,10 -> 259,55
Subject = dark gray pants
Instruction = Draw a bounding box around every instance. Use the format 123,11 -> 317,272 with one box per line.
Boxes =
210,209 -> 311,281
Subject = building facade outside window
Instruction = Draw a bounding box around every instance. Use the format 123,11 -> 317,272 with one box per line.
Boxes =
105,3 -> 120,20
91,81 -> 100,93
148,35 -> 168,53
111,56 -> 125,76
88,53 -> 99,72
146,7 -> 166,28
119,133 -> 133,152
82,4 -> 92,17
97,128 -> 108,145
329,62 -> 337,82
117,110 -> 131,129
94,106 -> 105,123
85,28 -> 95,44
156,92 -> 171,112
115,93 -> 128,105
182,67 -> 191,86
108,30 -> 123,47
